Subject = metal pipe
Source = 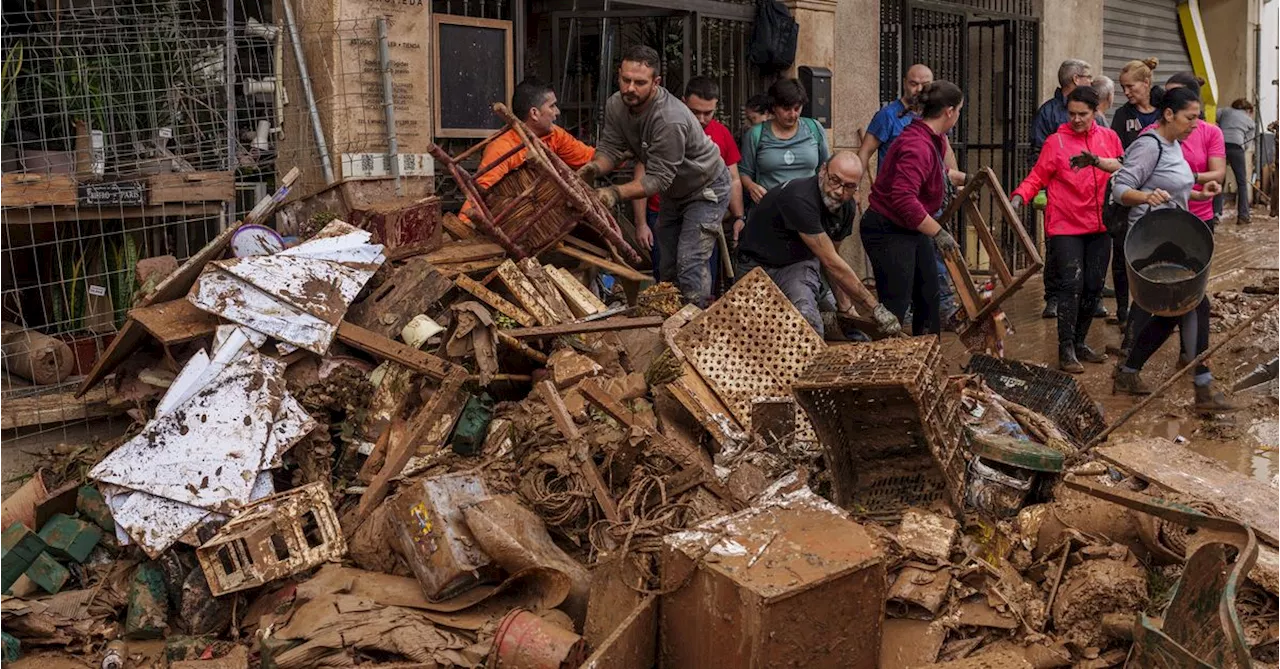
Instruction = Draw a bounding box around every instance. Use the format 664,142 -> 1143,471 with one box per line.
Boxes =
225,0 -> 236,174
282,0 -> 335,184
377,17 -> 401,196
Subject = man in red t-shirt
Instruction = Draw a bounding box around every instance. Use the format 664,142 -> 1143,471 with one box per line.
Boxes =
632,76 -> 745,282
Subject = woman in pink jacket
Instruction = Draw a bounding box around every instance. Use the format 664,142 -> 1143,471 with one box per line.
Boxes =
1011,86 -> 1123,373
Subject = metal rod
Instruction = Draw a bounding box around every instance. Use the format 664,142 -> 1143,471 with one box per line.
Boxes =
1076,296 -> 1280,458
224,0 -> 236,175
282,0 -> 335,184
377,17 -> 401,196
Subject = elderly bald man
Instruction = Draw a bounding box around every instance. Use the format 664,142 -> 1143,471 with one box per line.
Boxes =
736,151 -> 901,339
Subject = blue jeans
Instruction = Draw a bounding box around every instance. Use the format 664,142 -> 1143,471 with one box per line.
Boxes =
647,210 -> 721,288
654,167 -> 731,307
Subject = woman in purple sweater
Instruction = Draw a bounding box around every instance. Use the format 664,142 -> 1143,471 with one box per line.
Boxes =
860,81 -> 965,335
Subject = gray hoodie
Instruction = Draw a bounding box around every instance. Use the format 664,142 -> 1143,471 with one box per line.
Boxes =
1216,107 -> 1257,147
1112,130 -> 1195,224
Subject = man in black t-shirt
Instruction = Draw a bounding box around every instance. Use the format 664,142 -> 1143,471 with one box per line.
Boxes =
737,151 -> 900,338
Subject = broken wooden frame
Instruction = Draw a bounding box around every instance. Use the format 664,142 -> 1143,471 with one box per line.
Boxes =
426,103 -> 640,266
196,482 -> 346,596
937,167 -> 1043,349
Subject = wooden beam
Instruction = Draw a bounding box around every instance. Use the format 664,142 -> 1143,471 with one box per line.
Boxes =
495,259 -> 561,326
2,386 -> 119,430
553,243 -> 649,283
147,171 -> 235,204
455,274 -> 536,327
336,321 -> 464,381
518,258 -> 575,323
1,174 -> 77,207
534,380 -> 620,522
130,299 -> 219,345
546,265 -> 607,317
501,316 -> 665,339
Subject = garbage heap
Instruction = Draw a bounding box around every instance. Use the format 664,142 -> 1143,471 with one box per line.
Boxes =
1,208 -> 1276,669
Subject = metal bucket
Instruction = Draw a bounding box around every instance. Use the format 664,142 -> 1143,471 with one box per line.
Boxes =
1124,207 -> 1214,317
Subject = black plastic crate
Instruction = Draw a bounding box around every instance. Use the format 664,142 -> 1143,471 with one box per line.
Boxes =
966,354 -> 1106,446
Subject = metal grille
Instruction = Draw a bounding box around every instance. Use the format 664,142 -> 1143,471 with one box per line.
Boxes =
885,0 -> 1040,270
879,0 -> 904,106
793,337 -> 967,521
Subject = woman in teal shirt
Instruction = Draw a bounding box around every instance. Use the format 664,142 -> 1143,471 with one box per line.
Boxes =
739,78 -> 830,201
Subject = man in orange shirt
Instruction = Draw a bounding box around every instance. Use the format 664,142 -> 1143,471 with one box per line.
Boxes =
463,79 -> 595,219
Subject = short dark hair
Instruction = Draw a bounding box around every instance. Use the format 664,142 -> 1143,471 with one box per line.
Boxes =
1231,98 -> 1254,112
511,78 -> 554,122
745,93 -> 771,114
1158,86 -> 1201,120
1066,85 -> 1100,110
768,78 -> 808,110
620,44 -> 662,77
916,80 -> 964,119
684,76 -> 720,102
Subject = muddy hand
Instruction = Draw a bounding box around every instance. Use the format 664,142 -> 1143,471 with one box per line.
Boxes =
595,185 -> 620,209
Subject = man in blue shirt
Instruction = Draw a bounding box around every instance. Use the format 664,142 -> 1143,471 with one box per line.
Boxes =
1030,58 -> 1096,319
858,64 -> 934,175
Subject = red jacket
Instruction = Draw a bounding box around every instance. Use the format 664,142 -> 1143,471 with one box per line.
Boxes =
868,118 -> 949,231
1012,121 -> 1123,237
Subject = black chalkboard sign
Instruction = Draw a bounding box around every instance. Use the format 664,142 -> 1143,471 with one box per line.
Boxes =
79,181 -> 146,206
433,16 -> 513,138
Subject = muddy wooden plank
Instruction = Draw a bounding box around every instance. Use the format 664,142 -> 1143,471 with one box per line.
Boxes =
336,321 -> 464,381
534,380 -> 620,522
502,316 -> 665,339
553,243 -> 649,283
1098,437 -> 1278,545
518,258 -> 575,323
495,260 -> 561,326
130,299 -> 220,345
440,212 -> 476,239
435,257 -> 506,277
1,174 -> 77,207
425,240 -> 505,265
1,387 -> 118,430
346,257 -> 454,339
454,274 -> 535,327
148,171 -> 235,204
547,265 -> 607,317
666,364 -> 746,451
354,369 -> 467,526
582,595 -> 657,669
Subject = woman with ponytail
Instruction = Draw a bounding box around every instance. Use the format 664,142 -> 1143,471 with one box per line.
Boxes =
861,80 -> 964,335
1107,58 -> 1163,327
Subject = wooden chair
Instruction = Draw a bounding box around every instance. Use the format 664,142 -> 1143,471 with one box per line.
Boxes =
427,104 -> 641,267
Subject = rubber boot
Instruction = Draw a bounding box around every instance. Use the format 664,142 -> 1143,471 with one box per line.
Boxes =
1114,369 -> 1152,395
1059,345 -> 1084,374
1041,298 -> 1058,319
1075,343 -> 1108,364
1194,383 -> 1241,413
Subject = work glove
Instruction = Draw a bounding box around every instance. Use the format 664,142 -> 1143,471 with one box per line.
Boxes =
595,185 -> 620,209
933,228 -> 959,255
577,162 -> 601,183
871,303 -> 902,337
1070,151 -> 1100,170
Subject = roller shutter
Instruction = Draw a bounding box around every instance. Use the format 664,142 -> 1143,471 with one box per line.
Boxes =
1102,0 -> 1193,80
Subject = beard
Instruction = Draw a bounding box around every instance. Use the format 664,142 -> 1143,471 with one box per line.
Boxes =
622,90 -> 648,108
821,189 -> 843,213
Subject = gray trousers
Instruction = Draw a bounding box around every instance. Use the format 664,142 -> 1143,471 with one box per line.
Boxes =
655,166 -> 731,307
737,255 -> 834,337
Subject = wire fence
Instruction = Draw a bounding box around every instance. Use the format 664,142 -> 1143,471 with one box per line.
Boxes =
2,0 -> 232,437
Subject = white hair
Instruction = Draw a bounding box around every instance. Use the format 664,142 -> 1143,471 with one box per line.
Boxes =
1091,76 -> 1115,104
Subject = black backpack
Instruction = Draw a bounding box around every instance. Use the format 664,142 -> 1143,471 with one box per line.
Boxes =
748,0 -> 798,72
1103,133 -> 1164,237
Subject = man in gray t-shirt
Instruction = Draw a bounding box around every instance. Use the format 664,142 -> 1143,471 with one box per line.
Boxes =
578,44 -> 730,307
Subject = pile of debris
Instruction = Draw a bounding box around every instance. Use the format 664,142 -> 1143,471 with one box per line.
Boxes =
2,171 -> 1276,669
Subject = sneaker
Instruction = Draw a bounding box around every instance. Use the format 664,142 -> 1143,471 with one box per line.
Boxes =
1114,369 -> 1153,395
1041,300 -> 1058,319
1101,286 -> 1116,298
1194,383 -> 1241,413
1106,305 -> 1128,327
1075,344 -> 1108,364
1059,346 -> 1084,374
1238,215 -> 1252,226
1093,303 -> 1109,318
